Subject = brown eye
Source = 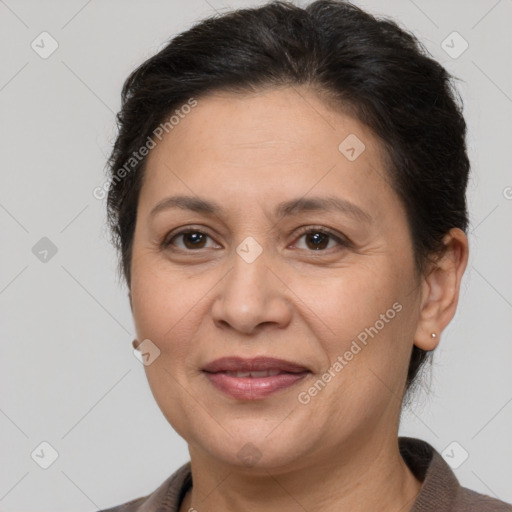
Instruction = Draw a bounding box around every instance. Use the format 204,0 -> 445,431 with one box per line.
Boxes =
293,226 -> 350,252
304,232 -> 330,250
181,232 -> 207,249
163,230 -> 218,250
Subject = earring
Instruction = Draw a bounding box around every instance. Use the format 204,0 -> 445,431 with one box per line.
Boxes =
431,332 -> 437,339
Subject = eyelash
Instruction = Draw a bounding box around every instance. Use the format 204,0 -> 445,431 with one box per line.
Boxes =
161,225 -> 351,253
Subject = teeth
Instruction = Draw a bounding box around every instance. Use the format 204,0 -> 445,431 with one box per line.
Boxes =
252,370 -> 280,377
224,369 -> 282,378
229,371 -> 251,378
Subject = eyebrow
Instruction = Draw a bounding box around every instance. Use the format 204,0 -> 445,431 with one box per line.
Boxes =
149,194 -> 373,224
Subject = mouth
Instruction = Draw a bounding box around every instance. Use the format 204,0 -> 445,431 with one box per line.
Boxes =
214,369 -> 300,378
202,356 -> 310,374
202,357 -> 311,400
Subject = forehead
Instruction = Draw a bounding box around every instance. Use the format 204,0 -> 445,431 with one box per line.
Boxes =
147,87 -> 380,165
139,87 -> 400,223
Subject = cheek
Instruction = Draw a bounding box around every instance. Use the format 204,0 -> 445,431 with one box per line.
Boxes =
131,250 -> 198,338
294,264 -> 397,340
130,263 -> 203,436
130,256 -> 219,379
295,264 -> 413,387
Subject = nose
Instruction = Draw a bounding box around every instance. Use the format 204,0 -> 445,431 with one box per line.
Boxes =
211,248 -> 292,335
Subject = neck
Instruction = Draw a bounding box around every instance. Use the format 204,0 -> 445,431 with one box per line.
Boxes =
179,434 -> 422,512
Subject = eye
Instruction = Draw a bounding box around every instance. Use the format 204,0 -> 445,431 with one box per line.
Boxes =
292,226 -> 350,252
162,226 -> 350,253
162,229 -> 219,251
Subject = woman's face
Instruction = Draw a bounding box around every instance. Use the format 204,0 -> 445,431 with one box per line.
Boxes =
130,87 -> 427,472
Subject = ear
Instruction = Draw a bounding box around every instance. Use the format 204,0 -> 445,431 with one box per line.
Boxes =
128,291 -> 141,349
414,228 -> 469,351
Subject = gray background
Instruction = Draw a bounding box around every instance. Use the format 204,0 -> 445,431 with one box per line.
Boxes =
0,0 -> 511,509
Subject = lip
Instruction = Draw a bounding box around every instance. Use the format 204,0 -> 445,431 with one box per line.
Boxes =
202,357 -> 311,400
202,356 -> 310,373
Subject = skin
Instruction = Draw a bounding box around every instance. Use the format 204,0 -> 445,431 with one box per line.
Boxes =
128,86 -> 469,512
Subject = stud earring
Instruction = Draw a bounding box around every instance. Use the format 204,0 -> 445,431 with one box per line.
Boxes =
431,332 -> 437,339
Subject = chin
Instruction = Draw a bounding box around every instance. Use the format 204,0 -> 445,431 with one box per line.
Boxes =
190,421 -> 318,472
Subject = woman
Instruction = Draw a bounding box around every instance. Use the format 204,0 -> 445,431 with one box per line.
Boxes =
101,1 -> 512,510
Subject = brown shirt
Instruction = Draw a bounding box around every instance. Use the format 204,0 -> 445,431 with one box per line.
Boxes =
99,437 -> 512,511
